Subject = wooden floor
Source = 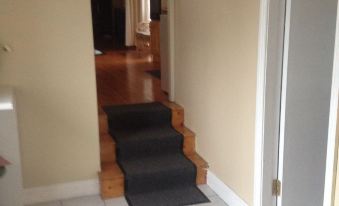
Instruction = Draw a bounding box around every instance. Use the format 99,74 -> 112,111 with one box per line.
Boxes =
95,48 -> 168,107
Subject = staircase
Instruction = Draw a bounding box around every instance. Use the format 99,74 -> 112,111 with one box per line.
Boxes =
98,101 -> 209,199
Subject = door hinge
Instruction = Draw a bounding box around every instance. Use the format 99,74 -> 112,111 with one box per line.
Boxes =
272,179 -> 281,196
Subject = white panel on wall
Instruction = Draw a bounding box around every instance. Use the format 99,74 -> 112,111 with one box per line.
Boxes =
0,87 -> 23,206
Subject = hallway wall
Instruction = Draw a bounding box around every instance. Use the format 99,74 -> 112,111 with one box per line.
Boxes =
0,0 -> 100,188
173,0 -> 260,204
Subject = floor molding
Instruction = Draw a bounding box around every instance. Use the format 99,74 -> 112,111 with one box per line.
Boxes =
23,178 -> 99,205
24,172 -> 247,205
207,170 -> 248,206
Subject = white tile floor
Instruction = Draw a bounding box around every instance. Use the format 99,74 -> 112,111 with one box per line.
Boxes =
27,185 -> 228,206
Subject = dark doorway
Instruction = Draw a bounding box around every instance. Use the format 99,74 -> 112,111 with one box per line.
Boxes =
91,0 -> 126,50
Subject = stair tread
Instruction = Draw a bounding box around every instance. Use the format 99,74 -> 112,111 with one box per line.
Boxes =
161,101 -> 184,111
105,102 -> 170,116
99,153 -> 208,180
119,153 -> 195,178
111,125 -> 184,159
112,125 -> 181,142
126,186 -> 208,206
105,102 -> 172,130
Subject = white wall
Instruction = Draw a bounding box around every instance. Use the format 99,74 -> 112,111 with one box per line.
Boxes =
0,0 -> 100,189
173,0 -> 260,204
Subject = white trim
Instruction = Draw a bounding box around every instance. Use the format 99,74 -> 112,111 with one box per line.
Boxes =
207,170 -> 248,206
0,87 -> 15,111
254,0 -> 269,205
323,0 -> 339,204
277,0 -> 291,205
0,102 -> 13,110
254,0 -> 287,205
23,179 -> 100,205
168,0 -> 175,101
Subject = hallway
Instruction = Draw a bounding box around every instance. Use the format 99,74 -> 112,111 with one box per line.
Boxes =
95,49 -> 168,107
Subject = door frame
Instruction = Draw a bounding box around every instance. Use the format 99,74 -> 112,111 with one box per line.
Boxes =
324,0 -> 339,205
256,0 -> 339,205
168,0 -> 175,101
254,0 -> 286,205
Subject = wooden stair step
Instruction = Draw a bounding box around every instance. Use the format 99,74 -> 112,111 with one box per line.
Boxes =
187,153 -> 209,185
98,106 -> 105,116
175,126 -> 196,155
100,135 -> 116,163
187,153 -> 208,169
99,113 -> 109,135
162,101 -> 184,127
100,133 -> 113,142
99,152 -> 208,199
98,103 -> 209,199
99,162 -> 124,198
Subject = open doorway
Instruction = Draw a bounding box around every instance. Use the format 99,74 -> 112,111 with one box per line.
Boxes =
91,0 -> 169,107
91,2 -> 211,205
92,0 -> 126,50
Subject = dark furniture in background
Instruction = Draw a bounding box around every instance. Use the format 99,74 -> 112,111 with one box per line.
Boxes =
150,0 -> 162,20
91,0 -> 113,38
91,0 -> 126,49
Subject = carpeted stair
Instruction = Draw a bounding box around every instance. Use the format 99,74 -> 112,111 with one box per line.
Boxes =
104,102 -> 209,206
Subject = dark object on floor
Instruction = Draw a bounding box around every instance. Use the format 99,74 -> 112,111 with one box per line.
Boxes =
104,102 -> 209,206
146,70 -> 161,79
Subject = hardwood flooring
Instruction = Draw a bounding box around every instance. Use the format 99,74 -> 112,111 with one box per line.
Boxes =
95,48 -> 168,107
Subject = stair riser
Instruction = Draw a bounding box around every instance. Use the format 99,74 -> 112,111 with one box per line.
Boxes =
196,168 -> 207,185
161,102 -> 184,127
99,115 -> 109,135
100,178 -> 124,199
100,166 -> 206,198
183,135 -> 195,155
100,142 -> 116,163
99,165 -> 206,196
172,109 -> 184,127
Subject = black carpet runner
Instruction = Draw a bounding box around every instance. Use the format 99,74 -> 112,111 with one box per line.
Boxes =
104,102 -> 209,206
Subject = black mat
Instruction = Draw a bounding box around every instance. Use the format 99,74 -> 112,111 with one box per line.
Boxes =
146,70 -> 161,79
104,102 -> 209,206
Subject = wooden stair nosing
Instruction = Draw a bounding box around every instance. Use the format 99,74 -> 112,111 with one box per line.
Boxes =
99,114 -> 109,135
100,143 -> 116,163
175,126 -> 196,155
162,101 -> 184,127
98,106 -> 105,116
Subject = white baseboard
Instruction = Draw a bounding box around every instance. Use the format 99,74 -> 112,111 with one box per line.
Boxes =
23,172 -> 247,205
23,179 -> 99,205
207,170 -> 248,206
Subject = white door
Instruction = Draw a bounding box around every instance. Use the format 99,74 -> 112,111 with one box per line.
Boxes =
277,0 -> 338,205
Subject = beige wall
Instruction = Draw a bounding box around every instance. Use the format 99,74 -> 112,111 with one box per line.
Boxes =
173,0 -> 259,204
0,0 -> 100,188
